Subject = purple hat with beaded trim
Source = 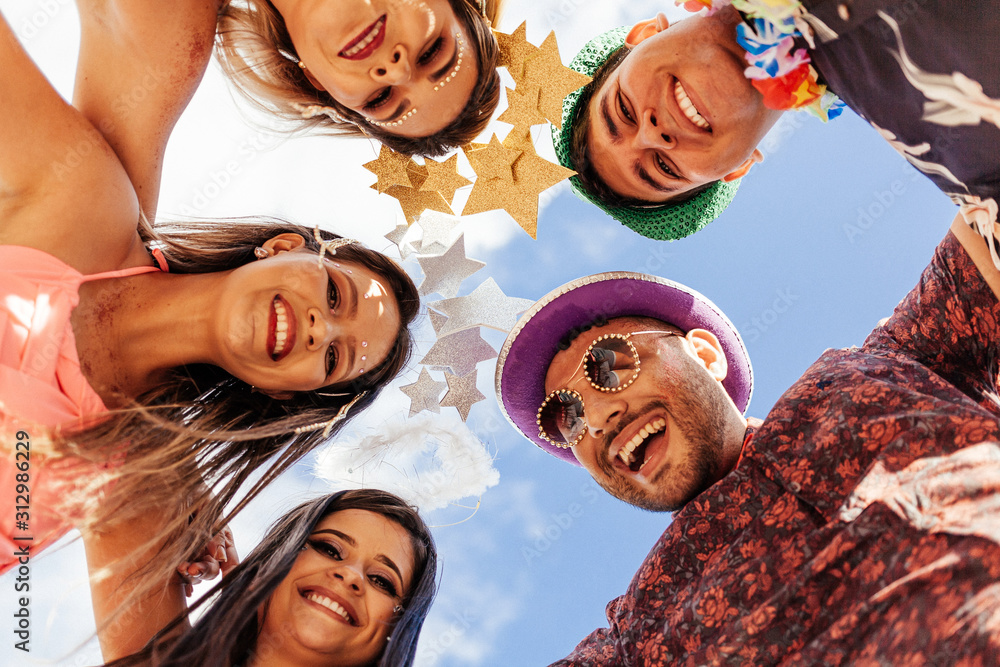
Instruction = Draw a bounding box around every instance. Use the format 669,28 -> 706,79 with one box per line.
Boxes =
495,272 -> 753,465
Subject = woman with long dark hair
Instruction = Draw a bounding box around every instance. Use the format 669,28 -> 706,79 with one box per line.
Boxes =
215,0 -> 505,157
108,490 -> 438,666
0,2 -> 419,651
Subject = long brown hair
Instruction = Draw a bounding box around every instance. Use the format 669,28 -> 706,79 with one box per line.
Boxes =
60,217 -> 419,623
108,490 -> 438,667
215,0 -> 503,157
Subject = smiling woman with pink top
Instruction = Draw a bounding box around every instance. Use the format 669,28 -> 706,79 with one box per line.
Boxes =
0,1 -> 418,654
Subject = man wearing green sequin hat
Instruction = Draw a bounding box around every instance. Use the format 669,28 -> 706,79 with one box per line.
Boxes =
553,1 -> 1000,254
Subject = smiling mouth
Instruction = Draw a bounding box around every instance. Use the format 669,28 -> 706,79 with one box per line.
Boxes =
617,417 -> 667,472
268,296 -> 296,362
340,15 -> 387,60
674,80 -> 712,131
303,591 -> 356,625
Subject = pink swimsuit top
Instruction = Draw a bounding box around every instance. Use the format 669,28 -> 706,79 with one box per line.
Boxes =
0,245 -> 165,573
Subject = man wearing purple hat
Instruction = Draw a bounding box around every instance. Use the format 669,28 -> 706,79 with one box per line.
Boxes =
496,228 -> 1000,664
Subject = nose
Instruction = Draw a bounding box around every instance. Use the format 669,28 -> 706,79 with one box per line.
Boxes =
636,108 -> 674,149
306,307 -> 336,351
332,563 -> 364,594
584,388 -> 627,439
371,44 -> 411,84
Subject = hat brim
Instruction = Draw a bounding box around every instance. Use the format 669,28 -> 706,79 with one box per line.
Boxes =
495,272 -> 753,465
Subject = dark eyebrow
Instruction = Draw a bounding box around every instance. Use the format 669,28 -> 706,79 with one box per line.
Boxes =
343,273 -> 359,319
311,529 -> 406,588
430,38 -> 459,82
379,100 -> 412,123
600,88 -> 622,144
636,162 -> 681,194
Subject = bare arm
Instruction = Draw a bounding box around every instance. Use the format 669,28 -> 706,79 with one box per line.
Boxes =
950,213 -> 1000,302
73,0 -> 221,220
83,510 -> 190,662
0,9 -> 144,273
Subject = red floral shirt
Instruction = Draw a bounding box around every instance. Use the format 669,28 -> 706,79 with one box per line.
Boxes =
555,234 -> 1000,666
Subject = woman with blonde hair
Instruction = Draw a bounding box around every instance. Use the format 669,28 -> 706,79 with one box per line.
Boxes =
0,1 -> 418,654
216,0 -> 505,156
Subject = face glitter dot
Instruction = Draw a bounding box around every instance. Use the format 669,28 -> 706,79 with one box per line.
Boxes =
362,341 -> 368,348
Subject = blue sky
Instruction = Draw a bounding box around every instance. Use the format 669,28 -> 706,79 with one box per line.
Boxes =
0,1 -> 959,665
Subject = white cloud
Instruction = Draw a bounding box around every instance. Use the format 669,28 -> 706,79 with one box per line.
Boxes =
314,413 -> 500,511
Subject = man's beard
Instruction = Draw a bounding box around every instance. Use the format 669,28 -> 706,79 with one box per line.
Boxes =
594,361 -> 731,512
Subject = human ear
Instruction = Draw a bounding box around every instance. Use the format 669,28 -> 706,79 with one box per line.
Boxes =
626,12 -> 670,48
261,233 -> 308,255
684,329 -> 728,381
722,149 -> 763,182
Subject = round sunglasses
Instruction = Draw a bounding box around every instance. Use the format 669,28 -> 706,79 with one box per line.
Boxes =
536,331 -> 679,448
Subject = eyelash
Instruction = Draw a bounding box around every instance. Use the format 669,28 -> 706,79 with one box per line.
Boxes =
365,87 -> 392,111
418,36 -> 444,66
617,90 -> 634,124
308,540 -> 399,596
363,36 -> 445,111
326,277 -> 339,375
655,154 -> 678,179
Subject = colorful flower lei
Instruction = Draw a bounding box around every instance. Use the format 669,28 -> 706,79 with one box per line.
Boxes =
676,0 -> 845,121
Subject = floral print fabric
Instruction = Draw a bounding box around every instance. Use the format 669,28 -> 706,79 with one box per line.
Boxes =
554,233 -> 1000,665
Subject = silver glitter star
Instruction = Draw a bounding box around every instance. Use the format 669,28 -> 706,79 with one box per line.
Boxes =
419,328 -> 497,376
440,369 -> 486,421
416,211 -> 462,253
417,235 -> 486,298
431,278 -> 535,337
428,308 -> 448,334
399,368 -> 446,417
384,223 -> 417,259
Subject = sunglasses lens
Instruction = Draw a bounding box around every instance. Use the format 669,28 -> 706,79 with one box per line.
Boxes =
538,390 -> 586,446
585,338 -> 636,389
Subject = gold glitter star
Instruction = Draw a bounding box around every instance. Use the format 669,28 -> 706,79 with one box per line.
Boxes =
502,127 -> 535,152
522,32 -> 592,128
461,139 -> 575,238
420,154 -> 472,205
465,134 -> 521,183
495,22 -> 540,85
377,160 -> 453,223
440,369 -> 486,421
362,145 -> 414,193
380,184 -> 453,224
496,85 -> 548,131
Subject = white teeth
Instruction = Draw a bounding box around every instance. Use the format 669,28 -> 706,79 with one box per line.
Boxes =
344,18 -> 384,56
273,300 -> 288,356
306,593 -> 352,623
618,418 -> 667,466
674,81 -> 711,130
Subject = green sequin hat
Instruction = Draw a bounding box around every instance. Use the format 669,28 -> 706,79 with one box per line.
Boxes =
551,27 -> 740,241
